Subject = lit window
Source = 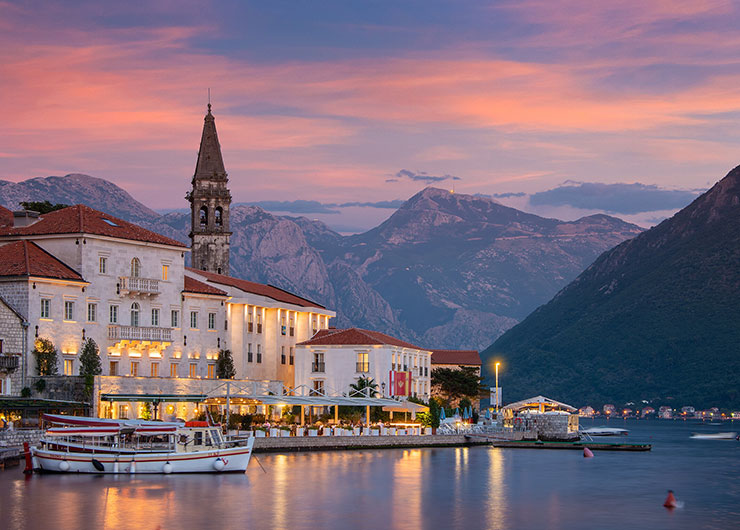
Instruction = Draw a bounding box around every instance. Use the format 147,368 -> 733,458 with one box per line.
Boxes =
40,299 -> 51,319
247,308 -> 253,332
356,352 -> 369,373
190,311 -> 198,329
64,301 -> 74,321
151,363 -> 159,377
208,312 -> 216,330
131,361 -> 139,377
151,308 -> 160,327
170,363 -> 178,377
312,380 -> 324,395
171,310 -> 179,328
207,364 -> 215,379
256,313 -> 262,334
99,256 -> 107,274
289,313 -> 295,336
162,264 -> 169,281
109,305 -> 118,324
64,359 -> 74,376
281,313 -> 286,335
109,361 -> 118,376
189,362 -> 197,378
256,344 -> 262,363
87,303 -> 97,322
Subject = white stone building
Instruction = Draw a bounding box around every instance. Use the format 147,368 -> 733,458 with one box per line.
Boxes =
0,106 -> 334,418
294,328 -> 432,400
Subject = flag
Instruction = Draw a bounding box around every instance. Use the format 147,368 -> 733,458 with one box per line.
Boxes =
389,371 -> 411,396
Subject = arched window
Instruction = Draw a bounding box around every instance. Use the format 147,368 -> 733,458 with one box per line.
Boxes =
130,258 -> 141,278
131,302 -> 140,327
214,207 -> 223,226
199,206 -> 208,227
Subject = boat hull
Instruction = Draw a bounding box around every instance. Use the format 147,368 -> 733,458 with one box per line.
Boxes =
31,440 -> 253,474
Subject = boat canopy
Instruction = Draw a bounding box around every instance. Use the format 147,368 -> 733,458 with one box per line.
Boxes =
42,413 -> 182,428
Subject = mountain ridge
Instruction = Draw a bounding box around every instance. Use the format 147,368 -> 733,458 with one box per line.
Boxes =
0,174 -> 643,350
482,165 -> 740,408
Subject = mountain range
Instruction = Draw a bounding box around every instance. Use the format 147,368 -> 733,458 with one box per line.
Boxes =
482,165 -> 740,408
0,174 -> 642,350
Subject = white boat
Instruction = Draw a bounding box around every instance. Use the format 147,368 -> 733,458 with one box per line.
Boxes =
580,427 -> 629,436
30,414 -> 254,474
690,432 -> 738,440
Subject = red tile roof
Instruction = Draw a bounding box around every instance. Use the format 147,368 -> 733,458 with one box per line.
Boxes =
0,204 -> 186,248
0,240 -> 85,282
186,267 -> 325,309
298,327 -> 426,350
0,206 -> 12,227
183,275 -> 227,296
431,349 -> 481,366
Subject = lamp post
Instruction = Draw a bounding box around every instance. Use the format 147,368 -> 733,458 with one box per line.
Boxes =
495,362 -> 501,415
381,381 -> 386,397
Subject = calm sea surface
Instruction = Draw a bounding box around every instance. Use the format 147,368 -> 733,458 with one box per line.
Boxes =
1,419 -> 738,530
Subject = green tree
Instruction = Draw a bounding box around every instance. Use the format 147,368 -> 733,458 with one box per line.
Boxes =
79,338 -> 102,397
431,367 -> 480,402
216,349 -> 236,379
33,337 -> 58,376
79,338 -> 102,376
349,376 -> 379,397
19,200 -> 69,214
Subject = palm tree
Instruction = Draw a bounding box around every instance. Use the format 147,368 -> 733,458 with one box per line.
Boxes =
349,376 -> 379,398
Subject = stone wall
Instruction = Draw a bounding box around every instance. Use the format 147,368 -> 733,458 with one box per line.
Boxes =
0,294 -> 27,396
28,376 -> 88,403
252,434 -> 484,453
0,429 -> 43,448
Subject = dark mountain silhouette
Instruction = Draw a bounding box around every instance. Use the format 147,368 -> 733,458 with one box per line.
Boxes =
482,165 -> 740,408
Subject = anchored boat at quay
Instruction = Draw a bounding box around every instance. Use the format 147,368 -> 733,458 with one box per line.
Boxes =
28,414 -> 254,474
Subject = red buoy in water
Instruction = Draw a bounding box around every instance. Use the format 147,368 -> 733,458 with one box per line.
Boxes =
583,447 -> 594,458
664,490 -> 677,509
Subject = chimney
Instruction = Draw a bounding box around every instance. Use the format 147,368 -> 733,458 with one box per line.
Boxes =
12,210 -> 40,227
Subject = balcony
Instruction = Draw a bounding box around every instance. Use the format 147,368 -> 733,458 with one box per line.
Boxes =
0,355 -> 19,371
108,325 -> 172,351
119,276 -> 159,296
312,362 -> 325,373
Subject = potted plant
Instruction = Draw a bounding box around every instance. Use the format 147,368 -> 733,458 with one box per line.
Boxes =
308,426 -> 318,437
370,427 -> 380,436
280,426 -> 292,437
269,427 -> 279,437
296,426 -> 305,437
254,427 -> 267,438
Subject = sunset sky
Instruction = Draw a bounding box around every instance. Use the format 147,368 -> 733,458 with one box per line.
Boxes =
2,1 -> 740,231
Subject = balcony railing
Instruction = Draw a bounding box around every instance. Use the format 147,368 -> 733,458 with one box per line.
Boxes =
108,325 -> 172,342
0,355 -> 19,371
119,276 -> 160,295
356,362 -> 369,373
312,362 -> 325,373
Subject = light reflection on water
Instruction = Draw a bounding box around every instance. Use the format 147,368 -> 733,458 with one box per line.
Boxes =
0,420 -> 738,530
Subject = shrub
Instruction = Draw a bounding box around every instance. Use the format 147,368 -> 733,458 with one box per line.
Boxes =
33,338 -> 58,376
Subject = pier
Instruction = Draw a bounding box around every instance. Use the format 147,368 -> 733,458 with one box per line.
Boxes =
253,434 -> 487,453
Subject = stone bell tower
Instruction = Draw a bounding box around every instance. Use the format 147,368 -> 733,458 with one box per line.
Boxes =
187,103 -> 232,275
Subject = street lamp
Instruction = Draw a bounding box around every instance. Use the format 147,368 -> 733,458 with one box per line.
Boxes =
495,362 -> 501,415
381,381 -> 386,397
